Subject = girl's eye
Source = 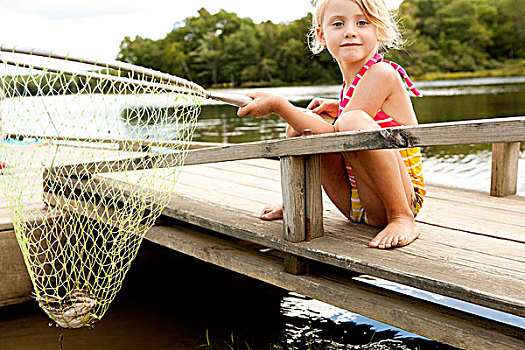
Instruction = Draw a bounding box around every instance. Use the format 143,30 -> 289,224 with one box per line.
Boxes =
332,21 -> 344,27
357,20 -> 368,26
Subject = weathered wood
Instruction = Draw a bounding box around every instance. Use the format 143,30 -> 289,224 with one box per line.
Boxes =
306,154 -> 323,240
145,222 -> 525,350
280,156 -> 306,242
2,133 -> 224,152
157,161 -> 525,318
283,254 -> 310,275
491,142 -> 521,197
180,116 -> 525,165
43,183 -> 149,234
301,129 -> 322,242
280,157 -> 310,273
181,117 -> 525,165
279,155 -> 324,243
0,203 -> 46,231
52,116 -> 525,176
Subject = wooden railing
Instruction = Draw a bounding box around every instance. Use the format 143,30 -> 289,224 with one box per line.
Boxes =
46,116 -> 525,246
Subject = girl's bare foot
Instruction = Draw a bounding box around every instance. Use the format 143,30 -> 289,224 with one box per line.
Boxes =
369,216 -> 420,249
260,204 -> 283,220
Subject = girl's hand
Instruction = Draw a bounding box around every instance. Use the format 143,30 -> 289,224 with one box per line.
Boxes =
307,98 -> 339,118
237,92 -> 287,118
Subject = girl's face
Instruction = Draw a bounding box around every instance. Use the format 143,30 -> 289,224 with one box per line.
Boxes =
317,0 -> 379,66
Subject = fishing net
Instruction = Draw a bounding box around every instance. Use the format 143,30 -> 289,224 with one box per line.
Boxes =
0,47 -> 205,328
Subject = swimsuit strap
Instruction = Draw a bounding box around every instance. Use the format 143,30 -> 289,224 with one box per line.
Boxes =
383,58 -> 422,97
339,54 -> 422,107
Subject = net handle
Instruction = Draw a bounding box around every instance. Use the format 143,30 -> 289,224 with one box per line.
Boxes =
206,91 -> 252,107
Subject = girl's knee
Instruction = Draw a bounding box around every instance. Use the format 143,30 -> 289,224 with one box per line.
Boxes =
335,110 -> 379,132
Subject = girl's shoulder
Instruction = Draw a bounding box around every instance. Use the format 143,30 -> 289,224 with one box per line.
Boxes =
355,61 -> 399,96
365,61 -> 398,82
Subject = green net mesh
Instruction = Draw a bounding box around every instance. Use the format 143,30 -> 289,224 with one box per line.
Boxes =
0,47 -> 204,328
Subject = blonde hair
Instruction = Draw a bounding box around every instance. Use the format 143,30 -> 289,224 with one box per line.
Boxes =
308,0 -> 404,54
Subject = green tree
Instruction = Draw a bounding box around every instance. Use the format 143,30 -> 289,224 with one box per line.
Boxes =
222,22 -> 261,84
117,1 -> 524,86
391,0 -> 501,74
118,36 -> 165,70
492,0 -> 525,59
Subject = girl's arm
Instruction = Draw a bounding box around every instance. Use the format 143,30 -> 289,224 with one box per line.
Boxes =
237,92 -> 336,135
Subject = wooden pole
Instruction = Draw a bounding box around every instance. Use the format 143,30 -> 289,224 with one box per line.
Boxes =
280,154 -> 324,242
491,142 -> 520,197
280,156 -> 306,243
305,154 -> 324,240
280,140 -> 324,275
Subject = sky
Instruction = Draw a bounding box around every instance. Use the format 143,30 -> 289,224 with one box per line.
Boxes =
0,0 -> 403,62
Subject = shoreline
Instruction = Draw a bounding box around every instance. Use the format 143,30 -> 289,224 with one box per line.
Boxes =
214,60 -> 525,89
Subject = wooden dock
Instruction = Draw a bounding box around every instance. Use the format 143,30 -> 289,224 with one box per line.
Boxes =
1,117 -> 524,349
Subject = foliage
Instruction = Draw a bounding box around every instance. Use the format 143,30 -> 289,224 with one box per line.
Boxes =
387,0 -> 524,76
118,0 -> 525,87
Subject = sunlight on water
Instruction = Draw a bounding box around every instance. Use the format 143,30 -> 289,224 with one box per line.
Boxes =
352,276 -> 525,329
423,148 -> 525,196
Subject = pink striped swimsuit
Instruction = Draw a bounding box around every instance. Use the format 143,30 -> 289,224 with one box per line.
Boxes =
338,54 -> 426,224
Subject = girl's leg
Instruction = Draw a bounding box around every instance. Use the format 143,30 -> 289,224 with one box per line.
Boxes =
335,110 -> 419,249
318,153 -> 352,218
261,125 -> 352,220
261,152 -> 353,221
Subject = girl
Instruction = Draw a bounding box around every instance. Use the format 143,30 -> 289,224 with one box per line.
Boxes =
237,0 -> 425,249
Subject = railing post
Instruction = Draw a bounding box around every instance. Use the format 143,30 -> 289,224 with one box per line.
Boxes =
280,149 -> 324,274
280,154 -> 324,242
491,142 -> 520,197
305,154 -> 324,240
280,155 -> 307,243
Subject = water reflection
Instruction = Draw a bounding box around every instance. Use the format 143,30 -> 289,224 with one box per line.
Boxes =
278,292 -> 458,349
413,90 -> 525,123
195,104 -> 285,144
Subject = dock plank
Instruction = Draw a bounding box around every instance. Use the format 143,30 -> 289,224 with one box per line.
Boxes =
158,160 -> 525,318
183,161 -> 525,242
0,229 -> 32,306
159,191 -> 525,317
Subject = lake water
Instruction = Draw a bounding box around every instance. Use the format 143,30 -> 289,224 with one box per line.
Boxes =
1,77 -> 524,349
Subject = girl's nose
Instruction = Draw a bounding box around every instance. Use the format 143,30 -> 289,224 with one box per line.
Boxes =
345,31 -> 357,39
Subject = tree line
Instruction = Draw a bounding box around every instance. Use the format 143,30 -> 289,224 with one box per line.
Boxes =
117,0 -> 524,87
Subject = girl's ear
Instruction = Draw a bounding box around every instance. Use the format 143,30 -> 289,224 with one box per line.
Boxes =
316,27 -> 326,46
